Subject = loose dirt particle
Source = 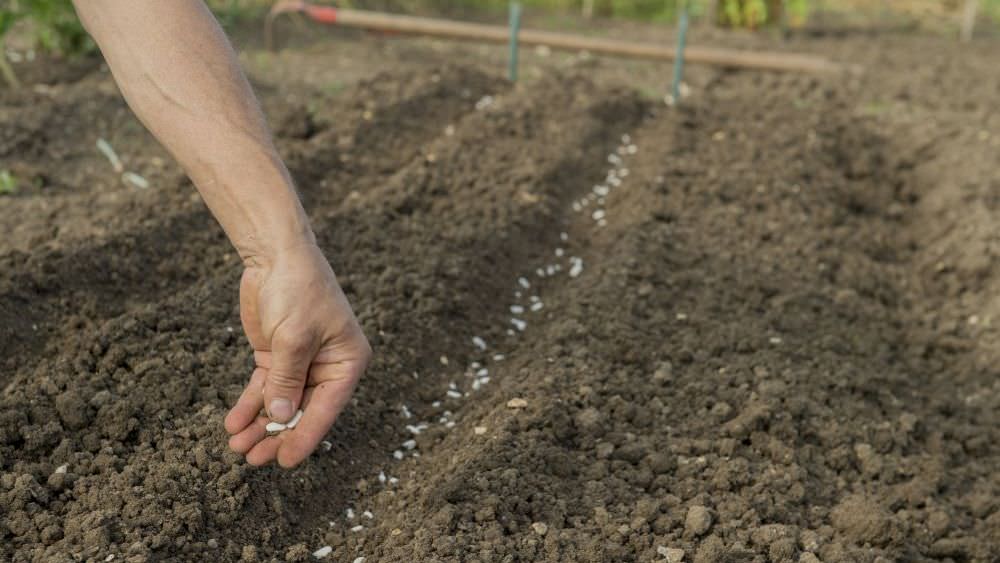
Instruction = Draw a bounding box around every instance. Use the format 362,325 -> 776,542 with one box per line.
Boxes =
658,546 -> 685,563
531,522 -> 548,536
684,506 -> 713,538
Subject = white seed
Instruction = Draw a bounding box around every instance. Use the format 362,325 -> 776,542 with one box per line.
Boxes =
511,318 -> 527,331
286,410 -> 304,429
393,450 -> 404,460
569,258 -> 583,278
389,477 -> 399,485
531,302 -> 544,312
518,277 -> 531,289
405,425 -> 422,435
363,511 -> 374,519
432,401 -> 442,408
507,329 -> 515,336
514,291 -> 522,298
493,354 -> 505,361
594,185 -> 609,196
440,355 -> 449,365
472,336 -> 487,350
321,440 -> 332,451
353,558 -> 366,563
627,144 -> 638,154
402,439 -> 417,450
351,525 -> 364,532
55,464 -> 68,474
122,172 -> 149,189
572,201 -> 582,212
507,398 -> 528,409
445,421 -> 456,428
555,248 -> 564,257
265,422 -> 287,432
447,390 -> 462,399
401,405 -> 412,419
476,368 -> 489,377
378,471 -> 387,484
346,508 -> 355,519
560,232 -> 568,241
471,361 -> 481,369
530,295 -> 540,303
96,138 -> 123,172
592,210 -> 605,220
770,337 -> 783,345
536,268 -> 546,277
474,426 -> 487,435
546,265 -> 557,276
622,134 -> 631,143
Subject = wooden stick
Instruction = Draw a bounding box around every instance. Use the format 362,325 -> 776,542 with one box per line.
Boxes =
269,5 -> 849,75
961,0 -> 979,42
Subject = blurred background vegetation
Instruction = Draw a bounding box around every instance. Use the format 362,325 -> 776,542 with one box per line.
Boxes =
1,0 -> 998,74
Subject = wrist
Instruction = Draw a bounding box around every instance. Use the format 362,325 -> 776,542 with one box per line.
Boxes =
237,224 -> 318,271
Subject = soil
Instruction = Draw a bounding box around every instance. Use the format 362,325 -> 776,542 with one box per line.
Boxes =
2,20 -> 999,563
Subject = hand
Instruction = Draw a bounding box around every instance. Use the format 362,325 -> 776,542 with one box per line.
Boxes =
223,242 -> 371,468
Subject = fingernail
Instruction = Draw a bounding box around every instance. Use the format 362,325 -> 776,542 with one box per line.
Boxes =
269,398 -> 293,422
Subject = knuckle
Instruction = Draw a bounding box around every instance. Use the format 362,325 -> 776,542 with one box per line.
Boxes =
273,326 -> 314,354
267,369 -> 303,390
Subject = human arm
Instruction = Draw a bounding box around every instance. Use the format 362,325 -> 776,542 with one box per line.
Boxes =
72,0 -> 371,468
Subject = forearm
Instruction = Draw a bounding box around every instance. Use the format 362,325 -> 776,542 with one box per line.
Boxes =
73,0 -> 313,265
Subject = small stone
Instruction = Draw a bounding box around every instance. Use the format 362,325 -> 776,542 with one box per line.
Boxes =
684,505 -> 712,537
506,398 -> 528,409
531,522 -> 548,536
652,361 -> 673,384
657,546 -> 685,563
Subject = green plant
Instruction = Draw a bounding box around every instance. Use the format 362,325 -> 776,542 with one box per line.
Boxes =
0,0 -> 94,87
0,170 -> 17,195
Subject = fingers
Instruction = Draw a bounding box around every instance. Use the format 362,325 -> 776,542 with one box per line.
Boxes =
262,325 -> 320,423
245,436 -> 282,466
224,367 -> 267,435
275,368 -> 359,468
228,415 -> 270,454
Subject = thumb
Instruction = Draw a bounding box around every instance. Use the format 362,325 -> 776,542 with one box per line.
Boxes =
263,326 -> 319,423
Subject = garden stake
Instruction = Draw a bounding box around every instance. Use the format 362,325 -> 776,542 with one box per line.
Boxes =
508,2 -> 522,82
671,1 -> 689,104
265,3 -> 850,74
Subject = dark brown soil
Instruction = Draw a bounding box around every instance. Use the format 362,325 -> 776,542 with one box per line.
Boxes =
1,25 -> 999,563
